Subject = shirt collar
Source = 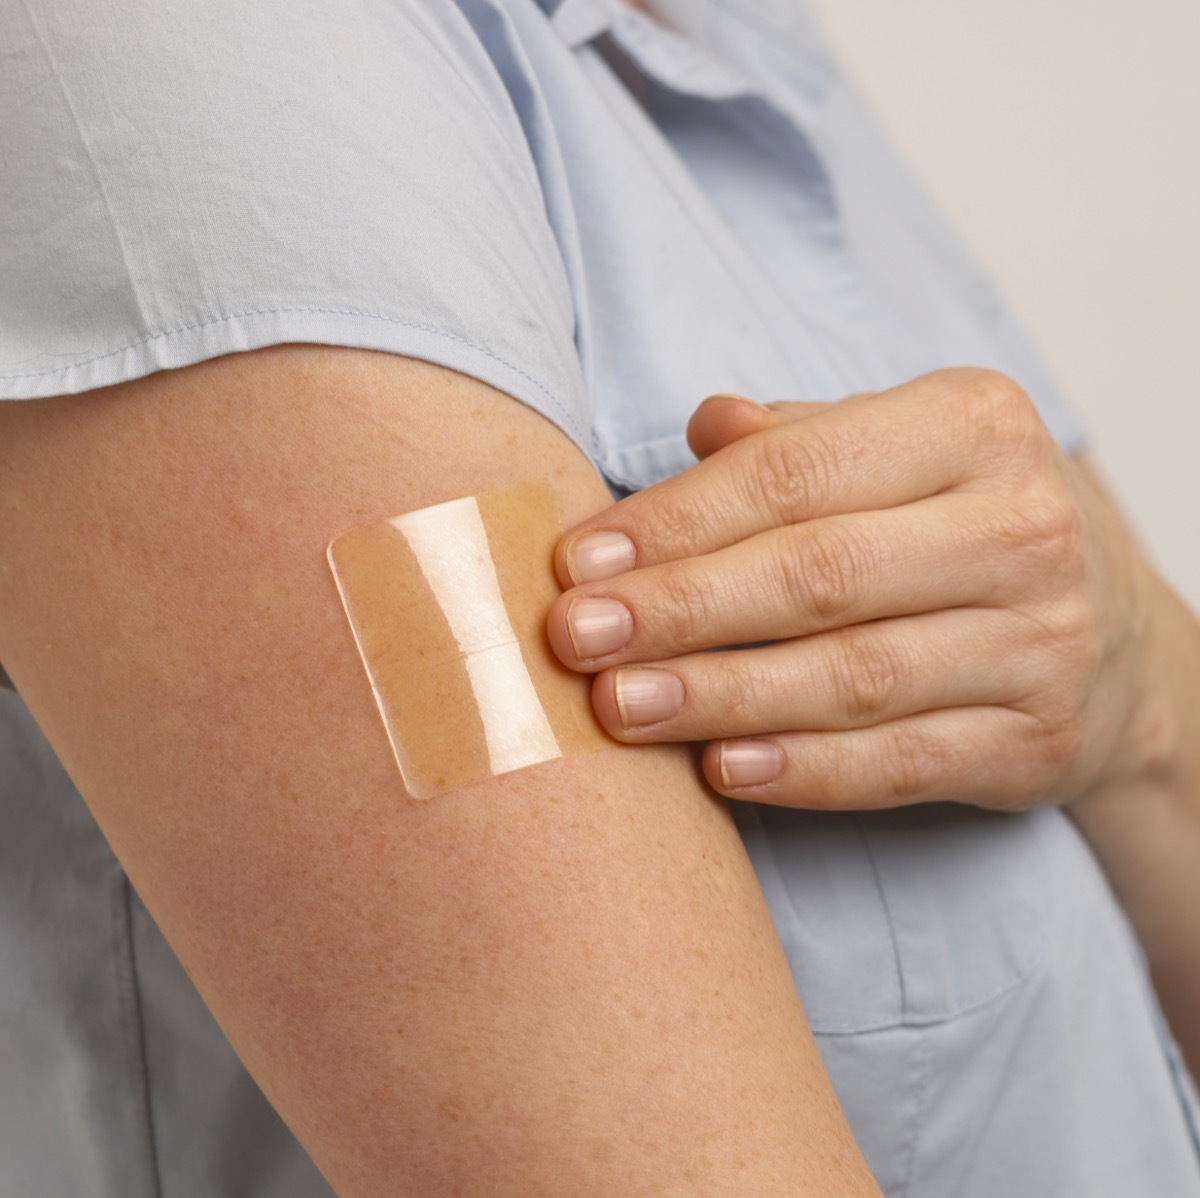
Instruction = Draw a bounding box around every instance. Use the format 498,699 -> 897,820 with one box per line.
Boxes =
549,0 -> 755,99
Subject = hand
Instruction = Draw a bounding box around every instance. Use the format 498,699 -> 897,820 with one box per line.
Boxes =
547,368 -> 1153,811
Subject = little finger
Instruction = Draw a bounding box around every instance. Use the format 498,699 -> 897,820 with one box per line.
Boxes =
704,707 -> 1062,812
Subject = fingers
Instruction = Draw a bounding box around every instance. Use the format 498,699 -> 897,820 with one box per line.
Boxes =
557,368 -> 1039,585
587,608 -> 1032,741
548,492 -> 1019,669
701,707 -> 1062,812
685,394 -> 827,461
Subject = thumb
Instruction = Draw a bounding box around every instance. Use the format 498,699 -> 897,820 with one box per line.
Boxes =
686,393 -> 830,460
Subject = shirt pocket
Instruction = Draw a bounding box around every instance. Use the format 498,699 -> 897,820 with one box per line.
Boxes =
734,802 -> 1051,1033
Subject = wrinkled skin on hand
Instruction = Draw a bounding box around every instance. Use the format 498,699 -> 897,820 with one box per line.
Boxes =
548,368 -> 1153,813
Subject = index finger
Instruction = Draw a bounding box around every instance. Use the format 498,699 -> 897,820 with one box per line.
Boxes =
557,368 -> 1023,585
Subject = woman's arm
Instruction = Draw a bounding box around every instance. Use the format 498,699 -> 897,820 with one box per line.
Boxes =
0,345 -> 880,1196
1063,461 -> 1200,1075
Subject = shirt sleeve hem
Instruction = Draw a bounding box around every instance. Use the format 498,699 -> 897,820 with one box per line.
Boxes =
0,306 -> 595,465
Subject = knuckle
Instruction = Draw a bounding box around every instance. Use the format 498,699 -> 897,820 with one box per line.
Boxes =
1024,712 -> 1088,792
981,502 -> 1040,558
957,368 -> 1043,458
831,632 -> 908,723
987,488 -> 1086,581
703,657 -> 777,728
1047,501 -> 1087,568
883,725 -> 941,803
789,736 -> 852,809
1052,593 -> 1101,667
959,366 -> 1030,420
746,428 -> 837,523
1029,487 -> 1086,562
653,491 -> 726,560
653,562 -> 721,653
1024,594 -> 1101,685
1043,717 -> 1087,770
781,525 -> 866,625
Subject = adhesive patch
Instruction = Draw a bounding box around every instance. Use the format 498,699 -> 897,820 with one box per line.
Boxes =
327,485 -> 610,797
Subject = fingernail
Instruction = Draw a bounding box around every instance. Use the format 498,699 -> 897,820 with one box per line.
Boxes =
567,531 -> 636,584
566,597 -> 633,660
615,669 -> 685,728
719,741 -> 784,789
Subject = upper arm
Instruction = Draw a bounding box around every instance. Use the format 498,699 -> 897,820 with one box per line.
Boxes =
0,346 -> 878,1196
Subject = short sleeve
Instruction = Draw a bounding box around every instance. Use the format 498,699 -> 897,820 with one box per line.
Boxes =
0,0 -> 593,455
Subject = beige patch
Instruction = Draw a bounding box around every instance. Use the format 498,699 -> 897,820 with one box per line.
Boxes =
328,485 -> 609,798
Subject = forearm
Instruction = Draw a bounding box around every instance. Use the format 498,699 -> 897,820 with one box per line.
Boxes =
1068,496 -> 1200,1074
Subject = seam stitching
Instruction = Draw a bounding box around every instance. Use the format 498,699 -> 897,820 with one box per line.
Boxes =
898,1028 -> 933,1198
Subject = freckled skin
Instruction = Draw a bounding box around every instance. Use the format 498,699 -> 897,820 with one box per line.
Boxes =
0,347 -> 882,1197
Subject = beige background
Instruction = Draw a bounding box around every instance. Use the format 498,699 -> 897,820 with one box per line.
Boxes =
805,0 -> 1200,610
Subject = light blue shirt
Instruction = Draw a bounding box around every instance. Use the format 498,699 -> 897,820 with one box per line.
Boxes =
1,1 -> 1197,1193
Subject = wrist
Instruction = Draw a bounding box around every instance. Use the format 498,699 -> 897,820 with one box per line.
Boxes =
1067,564 -> 1200,1074
1070,560 -> 1200,841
